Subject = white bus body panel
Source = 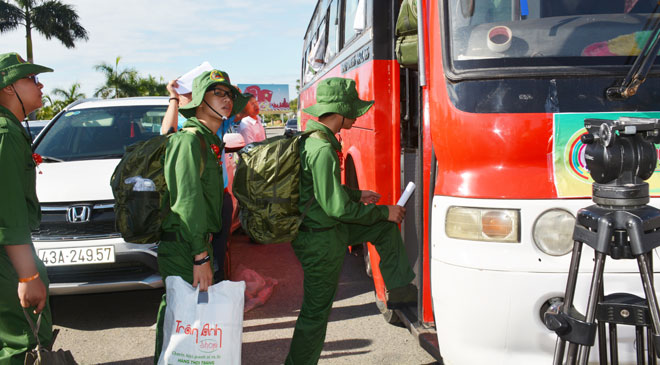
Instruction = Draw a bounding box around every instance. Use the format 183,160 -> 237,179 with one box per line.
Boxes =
431,196 -> 660,365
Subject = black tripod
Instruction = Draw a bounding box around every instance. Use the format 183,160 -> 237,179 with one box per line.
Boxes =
545,117 -> 660,365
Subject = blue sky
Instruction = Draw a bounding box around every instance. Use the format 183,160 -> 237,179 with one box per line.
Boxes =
2,0 -> 317,101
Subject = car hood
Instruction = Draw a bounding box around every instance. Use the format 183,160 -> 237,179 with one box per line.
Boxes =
36,159 -> 120,202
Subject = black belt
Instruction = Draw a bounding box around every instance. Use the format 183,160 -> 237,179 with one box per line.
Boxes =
298,225 -> 336,233
161,231 -> 212,242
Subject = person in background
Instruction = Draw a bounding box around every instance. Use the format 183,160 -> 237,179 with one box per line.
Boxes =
237,93 -> 266,144
285,77 -> 417,364
161,78 -> 249,283
0,52 -> 53,364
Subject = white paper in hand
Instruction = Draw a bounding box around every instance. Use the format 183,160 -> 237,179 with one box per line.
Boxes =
174,61 -> 214,94
397,182 -> 416,206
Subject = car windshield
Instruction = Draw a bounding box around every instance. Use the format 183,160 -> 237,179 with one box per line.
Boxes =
448,0 -> 660,72
27,126 -> 45,139
34,105 -> 166,162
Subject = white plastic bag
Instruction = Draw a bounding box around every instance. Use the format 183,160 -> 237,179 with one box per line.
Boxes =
158,276 -> 246,365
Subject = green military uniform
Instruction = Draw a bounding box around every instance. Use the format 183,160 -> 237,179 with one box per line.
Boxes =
285,78 -> 415,364
154,70 -> 247,363
0,52 -> 53,364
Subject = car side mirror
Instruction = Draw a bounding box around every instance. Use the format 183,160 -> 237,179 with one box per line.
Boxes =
224,132 -> 246,153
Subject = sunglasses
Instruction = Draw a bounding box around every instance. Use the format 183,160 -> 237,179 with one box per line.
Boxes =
25,75 -> 39,85
208,88 -> 235,99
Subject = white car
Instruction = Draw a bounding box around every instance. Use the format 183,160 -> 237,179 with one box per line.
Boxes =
32,97 -> 169,295
22,119 -> 49,140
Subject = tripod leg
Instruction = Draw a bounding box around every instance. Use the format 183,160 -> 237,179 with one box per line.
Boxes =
636,326 -> 645,365
555,241 -> 584,365
637,253 -> 660,358
610,324 -> 619,365
598,283 -> 607,364
578,251 -> 608,365
648,254 -> 657,365
598,320 -> 607,364
649,325 -> 657,365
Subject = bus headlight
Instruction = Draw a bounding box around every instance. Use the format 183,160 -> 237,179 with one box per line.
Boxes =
533,209 -> 575,256
445,207 -> 519,243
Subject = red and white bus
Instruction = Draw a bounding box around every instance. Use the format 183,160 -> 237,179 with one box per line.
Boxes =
299,0 -> 660,363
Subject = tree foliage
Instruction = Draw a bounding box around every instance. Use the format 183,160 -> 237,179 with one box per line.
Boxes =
0,0 -> 88,62
52,82 -> 85,105
35,82 -> 85,119
94,56 -> 166,98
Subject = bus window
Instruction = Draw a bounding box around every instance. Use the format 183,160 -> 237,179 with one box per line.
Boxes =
448,0 -> 660,71
343,0 -> 361,45
309,19 -> 328,71
326,0 -> 340,61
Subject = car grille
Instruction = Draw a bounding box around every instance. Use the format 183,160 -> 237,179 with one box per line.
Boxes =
46,260 -> 156,284
32,201 -> 120,241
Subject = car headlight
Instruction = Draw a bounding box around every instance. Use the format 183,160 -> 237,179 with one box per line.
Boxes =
445,207 -> 520,243
533,209 -> 575,256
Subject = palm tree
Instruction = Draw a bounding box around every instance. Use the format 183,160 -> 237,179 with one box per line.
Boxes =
52,82 -> 85,105
137,74 -> 167,96
93,56 -> 139,98
0,0 -> 88,63
36,94 -> 64,119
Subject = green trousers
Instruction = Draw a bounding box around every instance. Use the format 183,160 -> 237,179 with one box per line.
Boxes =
0,252 -> 52,365
153,239 -> 213,364
284,220 -> 415,365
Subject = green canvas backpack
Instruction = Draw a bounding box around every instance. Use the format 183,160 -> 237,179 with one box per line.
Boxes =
232,130 -> 325,244
110,127 -> 206,244
395,0 -> 419,68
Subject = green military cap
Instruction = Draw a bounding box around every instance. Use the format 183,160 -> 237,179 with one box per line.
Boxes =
179,69 -> 248,119
0,52 -> 53,89
303,77 -> 374,119
232,92 -> 254,116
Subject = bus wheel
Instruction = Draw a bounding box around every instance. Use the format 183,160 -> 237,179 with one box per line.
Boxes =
363,243 -> 372,277
375,292 -> 402,325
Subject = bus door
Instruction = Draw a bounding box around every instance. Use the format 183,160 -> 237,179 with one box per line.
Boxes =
400,66 -> 424,316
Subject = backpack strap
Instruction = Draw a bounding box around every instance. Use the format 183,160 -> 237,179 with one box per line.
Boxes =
295,129 -> 332,228
297,196 -> 316,228
181,127 -> 207,178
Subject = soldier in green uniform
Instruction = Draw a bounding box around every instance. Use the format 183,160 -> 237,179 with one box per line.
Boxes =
0,52 -> 53,364
285,77 -> 417,364
154,69 -> 247,363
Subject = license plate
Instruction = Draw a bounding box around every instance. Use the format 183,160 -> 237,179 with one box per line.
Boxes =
38,246 -> 115,267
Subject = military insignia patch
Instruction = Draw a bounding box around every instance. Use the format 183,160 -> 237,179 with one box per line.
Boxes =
209,70 -> 227,83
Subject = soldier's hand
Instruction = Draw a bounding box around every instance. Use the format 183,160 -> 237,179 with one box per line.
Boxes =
387,205 -> 406,224
18,278 -> 47,314
360,190 -> 381,204
192,252 -> 213,292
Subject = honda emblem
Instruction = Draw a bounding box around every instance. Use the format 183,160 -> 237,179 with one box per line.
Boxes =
66,205 -> 91,223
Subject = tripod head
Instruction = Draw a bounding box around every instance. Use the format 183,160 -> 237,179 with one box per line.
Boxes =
582,117 -> 660,207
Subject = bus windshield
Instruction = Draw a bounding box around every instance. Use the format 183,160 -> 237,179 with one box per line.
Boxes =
448,0 -> 660,71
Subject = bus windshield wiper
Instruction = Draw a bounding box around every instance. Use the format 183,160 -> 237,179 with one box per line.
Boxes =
41,155 -> 65,163
607,14 -> 660,100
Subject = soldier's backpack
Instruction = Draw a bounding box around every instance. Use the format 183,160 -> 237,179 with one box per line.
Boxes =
395,0 -> 419,68
232,130 -> 324,244
110,128 -> 207,244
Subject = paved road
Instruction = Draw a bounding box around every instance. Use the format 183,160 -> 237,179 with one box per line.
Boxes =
50,233 -> 437,364
265,126 -> 284,138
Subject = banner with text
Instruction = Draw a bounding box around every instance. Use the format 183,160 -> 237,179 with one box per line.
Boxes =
238,84 -> 290,114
